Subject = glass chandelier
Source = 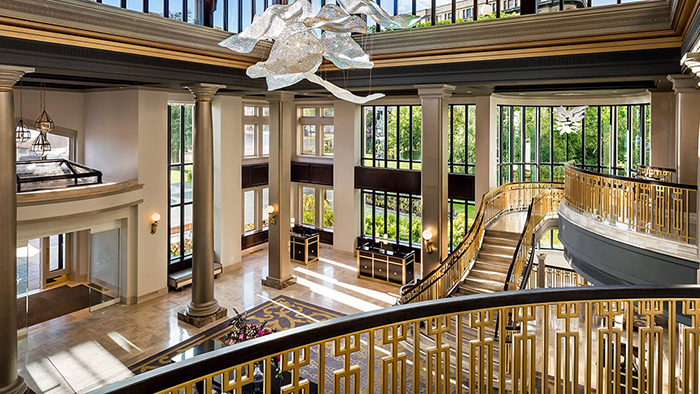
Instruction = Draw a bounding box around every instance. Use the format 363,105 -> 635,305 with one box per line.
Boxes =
34,82 -> 54,134
31,131 -> 52,157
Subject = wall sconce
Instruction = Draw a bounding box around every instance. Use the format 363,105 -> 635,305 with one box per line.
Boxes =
291,217 -> 295,227
151,213 -> 161,235
267,205 -> 277,225
422,229 -> 434,254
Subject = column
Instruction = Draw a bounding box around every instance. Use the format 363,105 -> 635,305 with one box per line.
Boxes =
416,84 -> 455,276
474,93 -> 497,208
668,74 -> 700,184
332,100 -> 361,253
178,83 -> 227,328
0,65 -> 33,394
649,82 -> 676,169
537,253 -> 547,288
213,94 -> 243,267
263,91 -> 296,289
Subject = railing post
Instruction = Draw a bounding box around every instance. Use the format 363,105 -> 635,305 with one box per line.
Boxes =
537,253 -> 546,288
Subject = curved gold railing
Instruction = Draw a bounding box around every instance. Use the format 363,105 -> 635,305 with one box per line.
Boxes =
399,182 -> 561,304
637,164 -> 677,183
565,165 -> 697,244
503,186 -> 564,292
93,285 -> 700,394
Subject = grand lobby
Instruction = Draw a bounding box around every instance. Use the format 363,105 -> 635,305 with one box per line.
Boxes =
1,0 -> 700,393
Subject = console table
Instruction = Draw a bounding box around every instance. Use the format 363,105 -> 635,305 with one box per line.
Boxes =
290,227 -> 319,265
356,243 -> 415,286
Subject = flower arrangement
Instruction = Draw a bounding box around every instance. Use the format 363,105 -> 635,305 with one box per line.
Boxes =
224,309 -> 282,381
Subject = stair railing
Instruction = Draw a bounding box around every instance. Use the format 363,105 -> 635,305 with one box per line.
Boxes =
503,186 -> 564,292
399,182 -> 561,304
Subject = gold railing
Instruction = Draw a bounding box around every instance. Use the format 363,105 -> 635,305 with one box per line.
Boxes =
565,165 -> 697,244
399,182 -> 561,304
637,164 -> 677,183
503,187 -> 564,292
525,263 -> 591,289
94,286 -> 700,394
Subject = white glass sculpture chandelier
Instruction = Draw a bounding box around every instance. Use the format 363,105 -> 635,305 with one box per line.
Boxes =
219,0 -> 422,104
554,106 -> 587,135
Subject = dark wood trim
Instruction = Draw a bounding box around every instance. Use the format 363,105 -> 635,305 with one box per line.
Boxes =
168,257 -> 192,275
241,163 -> 269,189
241,230 -> 268,250
295,225 -> 333,245
354,166 -> 475,201
356,236 -> 421,264
291,162 -> 333,186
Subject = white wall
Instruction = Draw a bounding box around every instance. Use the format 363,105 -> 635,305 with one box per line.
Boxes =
13,88 -> 85,161
332,100 -> 360,253
84,89 -> 139,181
136,89 -> 169,299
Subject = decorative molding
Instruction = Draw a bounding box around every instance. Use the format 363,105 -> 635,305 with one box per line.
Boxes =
17,180 -> 142,206
667,71 -> 699,92
681,52 -> 700,86
0,65 -> 33,87
183,83 -> 225,100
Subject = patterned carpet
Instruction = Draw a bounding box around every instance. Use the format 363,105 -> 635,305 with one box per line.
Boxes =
129,295 -> 344,375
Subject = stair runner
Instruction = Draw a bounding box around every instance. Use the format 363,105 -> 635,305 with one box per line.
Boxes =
454,229 -> 521,297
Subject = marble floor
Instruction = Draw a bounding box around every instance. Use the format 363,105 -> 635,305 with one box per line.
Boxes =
18,245 -> 405,394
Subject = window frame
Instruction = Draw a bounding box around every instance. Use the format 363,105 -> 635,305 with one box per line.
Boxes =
242,103 -> 270,160
242,185 -> 270,234
297,105 -> 335,158
168,104 -> 195,268
295,184 -> 334,230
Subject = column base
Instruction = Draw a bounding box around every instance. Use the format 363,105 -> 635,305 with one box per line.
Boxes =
177,307 -> 228,328
261,276 -> 297,290
0,377 -> 26,394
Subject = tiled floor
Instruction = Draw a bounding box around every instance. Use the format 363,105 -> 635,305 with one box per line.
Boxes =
18,245 -> 404,394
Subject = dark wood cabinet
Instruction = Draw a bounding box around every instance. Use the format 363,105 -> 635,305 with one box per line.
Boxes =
290,230 -> 319,265
356,246 -> 415,286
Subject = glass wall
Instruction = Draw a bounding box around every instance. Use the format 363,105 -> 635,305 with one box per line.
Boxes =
448,104 -> 476,174
362,190 -> 422,247
496,104 -> 650,185
168,104 -> 194,264
362,105 -> 422,169
448,198 -> 476,251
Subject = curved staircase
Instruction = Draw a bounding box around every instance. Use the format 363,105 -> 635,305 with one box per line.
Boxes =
455,230 -> 520,296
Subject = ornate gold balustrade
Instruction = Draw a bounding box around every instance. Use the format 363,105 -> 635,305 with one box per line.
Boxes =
525,264 -> 592,289
93,286 -> 700,394
400,182 -> 562,305
565,165 -> 697,244
637,165 -> 677,183
504,187 -> 564,292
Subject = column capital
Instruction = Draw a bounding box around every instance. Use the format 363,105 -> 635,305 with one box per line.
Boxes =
182,83 -> 226,100
266,91 -> 296,102
414,84 -> 456,99
667,74 -> 698,93
0,66 -> 34,89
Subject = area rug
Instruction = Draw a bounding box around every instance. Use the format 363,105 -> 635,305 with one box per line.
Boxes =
129,295 -> 344,374
17,284 -> 107,330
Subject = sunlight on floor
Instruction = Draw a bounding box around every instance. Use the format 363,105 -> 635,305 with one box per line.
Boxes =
293,267 -> 397,305
107,332 -> 143,355
52,340 -> 132,393
318,257 -> 357,272
294,277 -> 382,312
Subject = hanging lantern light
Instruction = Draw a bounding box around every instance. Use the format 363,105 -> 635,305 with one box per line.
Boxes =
15,83 -> 31,144
34,83 -> 54,133
31,131 -> 52,158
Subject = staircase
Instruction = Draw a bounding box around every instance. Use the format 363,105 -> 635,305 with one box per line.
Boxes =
454,230 -> 520,296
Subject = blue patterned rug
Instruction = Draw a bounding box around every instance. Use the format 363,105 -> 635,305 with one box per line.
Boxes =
129,295 -> 344,375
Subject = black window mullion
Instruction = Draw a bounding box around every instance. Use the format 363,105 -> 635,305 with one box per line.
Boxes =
372,192 -> 376,239
641,105 -> 646,166
627,104 -> 632,175
409,106 -> 414,169
164,0 -> 169,17
509,107 -> 513,182
238,0 -> 243,32
182,0 -> 187,22
143,0 -> 149,13
384,106 -> 388,168
449,105 -> 454,172
180,107 -> 186,260
597,106 -> 602,173
121,0 -> 127,8
535,107 -> 540,180
549,107 -> 553,180
465,105 -> 469,172
397,106 -> 402,169
224,0 -> 229,30
372,106 -> 376,167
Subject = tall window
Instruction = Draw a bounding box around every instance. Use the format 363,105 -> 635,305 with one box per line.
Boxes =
362,190 -> 422,247
362,105 -> 422,169
448,104 -> 476,174
243,186 -> 270,234
448,198 -> 476,251
297,186 -> 333,230
497,104 -> 651,185
169,104 -> 194,264
298,106 -> 334,157
243,104 -> 270,158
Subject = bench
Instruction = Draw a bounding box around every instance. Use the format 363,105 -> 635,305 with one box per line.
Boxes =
168,262 -> 223,290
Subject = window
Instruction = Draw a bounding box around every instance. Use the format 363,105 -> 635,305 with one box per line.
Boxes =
538,229 -> 563,250
467,9 -> 472,18
302,187 -> 316,225
295,185 -> 333,229
362,105 -> 422,169
243,186 -> 270,234
448,104 -> 476,174
497,104 -> 650,185
362,190 -> 422,247
297,105 -> 334,157
448,199 -> 476,252
169,104 -> 194,263
243,104 -> 270,158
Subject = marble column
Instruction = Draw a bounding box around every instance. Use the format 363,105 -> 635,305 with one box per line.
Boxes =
537,253 -> 547,288
474,93 -> 498,208
416,84 -> 455,277
649,82 -> 676,169
668,74 -> 700,184
332,99 -> 361,253
0,65 -> 33,394
263,91 -> 296,289
178,83 -> 227,327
